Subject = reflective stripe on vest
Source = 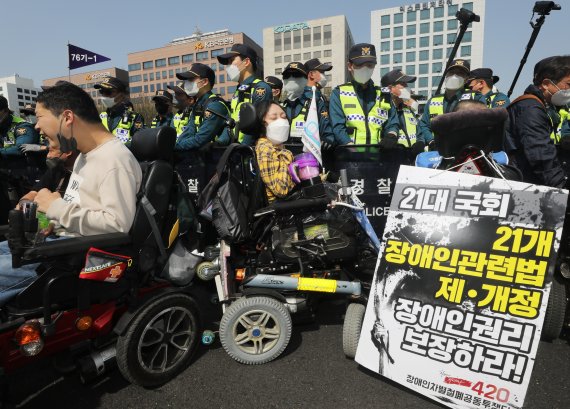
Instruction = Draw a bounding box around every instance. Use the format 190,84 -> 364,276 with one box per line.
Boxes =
231,78 -> 261,142
289,99 -> 311,139
398,107 -> 417,147
173,110 -> 191,137
554,107 -> 569,143
3,116 -> 25,147
100,111 -> 135,144
339,84 -> 391,144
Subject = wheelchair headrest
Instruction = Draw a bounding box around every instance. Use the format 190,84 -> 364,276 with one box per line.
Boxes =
432,108 -> 507,157
130,127 -> 176,162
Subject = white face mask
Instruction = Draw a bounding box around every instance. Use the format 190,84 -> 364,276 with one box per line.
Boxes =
444,74 -> 465,91
184,80 -> 202,97
226,63 -> 242,82
266,118 -> 290,144
283,78 -> 307,100
317,73 -> 328,88
410,100 -> 419,113
550,80 -> 570,106
352,66 -> 374,84
100,96 -> 115,108
398,87 -> 411,101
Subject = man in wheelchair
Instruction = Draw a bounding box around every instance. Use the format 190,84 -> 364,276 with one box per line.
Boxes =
0,82 -> 142,305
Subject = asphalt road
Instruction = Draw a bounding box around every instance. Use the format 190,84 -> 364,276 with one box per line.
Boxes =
4,299 -> 570,409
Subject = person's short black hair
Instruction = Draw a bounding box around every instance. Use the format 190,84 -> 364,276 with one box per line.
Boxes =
254,100 -> 285,139
453,100 -> 487,112
533,55 -> 570,86
37,82 -> 101,124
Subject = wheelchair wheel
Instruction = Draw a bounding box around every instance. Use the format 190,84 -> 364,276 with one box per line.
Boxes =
116,293 -> 200,387
542,276 -> 568,342
342,303 -> 365,359
219,296 -> 292,365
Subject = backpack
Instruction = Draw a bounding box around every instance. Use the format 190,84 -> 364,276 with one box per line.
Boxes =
197,143 -> 266,243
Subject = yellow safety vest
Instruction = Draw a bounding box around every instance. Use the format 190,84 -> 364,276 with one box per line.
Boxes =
231,78 -> 261,142
2,116 -> 25,147
554,107 -> 569,143
398,107 -> 417,147
338,84 -> 392,144
100,110 -> 136,144
193,94 -> 231,142
172,109 -> 191,137
286,99 -> 311,139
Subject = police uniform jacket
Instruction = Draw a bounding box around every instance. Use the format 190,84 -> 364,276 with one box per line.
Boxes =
234,76 -> 272,146
504,84 -> 566,188
102,101 -> 145,143
0,115 -> 39,159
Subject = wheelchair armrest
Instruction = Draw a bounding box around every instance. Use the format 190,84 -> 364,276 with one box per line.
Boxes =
23,232 -> 132,259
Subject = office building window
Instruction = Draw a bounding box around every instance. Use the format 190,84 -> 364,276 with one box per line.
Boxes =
393,53 -> 403,64
433,48 -> 443,59
381,28 -> 390,39
432,62 -> 443,73
219,74 -> 225,83
419,50 -> 429,61
24,89 -> 30,94
303,52 -> 311,59
324,49 -> 332,57
294,30 -> 301,49
463,2 -> 474,11
407,10 -> 417,22
274,32 -> 282,52
143,61 -> 153,70
394,13 -> 403,24
169,70 -> 174,78
284,31 -> 291,50
420,8 -> 430,20
434,21 -> 444,32
143,74 -> 148,81
156,72 -> 161,80
381,54 -> 390,65
448,19 -> 458,30
150,84 -> 155,93
418,77 -> 428,87
313,50 -> 321,58
323,24 -> 332,45
381,15 -> 390,25
196,51 -> 208,61
432,76 -> 442,86
155,58 -> 166,67
447,47 -> 454,57
394,26 -> 403,37
406,38 -> 416,48
150,73 -> 156,80
128,63 -> 141,71
449,4 -> 458,15
294,53 -> 301,61
405,65 -> 416,75
303,27 -> 311,47
461,45 -> 472,57
275,56 -> 282,64
227,85 -> 237,94
284,55 -> 291,63
434,6 -> 444,18
211,63 -> 217,71
433,34 -> 444,46
131,86 -> 143,93
407,24 -> 416,35
419,64 -> 429,74
420,22 -> 430,34
380,67 -> 390,76
274,68 -> 282,75
182,54 -> 193,63
313,26 -> 321,46
394,40 -> 403,51
447,33 -> 457,44
211,49 -> 225,59
464,31 -> 472,42
406,51 -> 416,62
420,36 -> 430,47
168,56 -> 180,65
143,85 -> 148,93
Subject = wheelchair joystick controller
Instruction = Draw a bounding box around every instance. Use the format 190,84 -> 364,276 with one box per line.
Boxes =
20,200 -> 39,235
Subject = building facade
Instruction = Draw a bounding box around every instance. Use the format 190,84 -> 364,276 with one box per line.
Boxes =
127,30 -> 263,100
0,75 -> 41,116
43,67 -> 129,101
262,15 -> 355,95
371,0 -> 485,98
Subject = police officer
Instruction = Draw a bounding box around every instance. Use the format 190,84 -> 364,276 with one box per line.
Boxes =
417,59 -> 478,145
466,68 -> 510,108
216,43 -> 272,144
20,103 -> 37,125
150,90 -> 174,128
381,69 -> 423,152
329,43 -> 399,146
168,83 -> 195,138
0,96 -> 39,161
281,62 -> 308,142
174,63 -> 230,151
265,76 -> 283,102
302,58 -> 335,147
95,77 -> 144,144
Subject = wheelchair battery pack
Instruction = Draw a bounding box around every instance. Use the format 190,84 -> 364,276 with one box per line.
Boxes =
79,247 -> 132,283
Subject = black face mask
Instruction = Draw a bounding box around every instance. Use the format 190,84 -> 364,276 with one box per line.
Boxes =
56,117 -> 78,154
155,104 -> 169,116
0,112 -> 11,134
46,155 -> 65,171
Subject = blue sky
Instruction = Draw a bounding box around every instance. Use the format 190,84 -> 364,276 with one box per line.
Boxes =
0,0 -> 565,96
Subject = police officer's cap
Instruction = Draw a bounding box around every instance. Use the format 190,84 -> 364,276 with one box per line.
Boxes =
282,62 -> 308,78
152,90 -> 173,104
305,58 -> 333,72
348,43 -> 377,65
216,44 -> 258,66
265,76 -> 283,90
20,103 -> 36,115
444,59 -> 471,76
381,69 -> 417,87
167,82 -> 186,95
177,63 -> 216,86
467,68 -> 500,85
94,77 -> 128,93
0,96 -> 8,111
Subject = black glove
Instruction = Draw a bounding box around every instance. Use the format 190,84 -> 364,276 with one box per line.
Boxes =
379,133 -> 400,150
321,141 -> 335,151
411,141 -> 426,156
